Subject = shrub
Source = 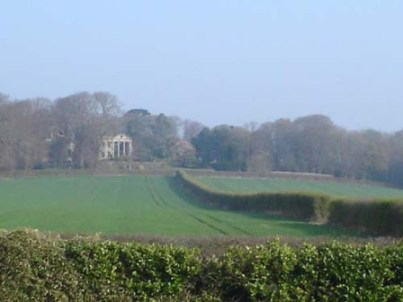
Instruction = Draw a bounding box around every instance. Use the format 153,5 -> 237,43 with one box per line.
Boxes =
0,230 -> 402,301
203,241 -> 403,302
0,229 -> 89,301
328,199 -> 403,236
176,170 -> 331,222
177,170 -> 403,236
65,240 -> 203,300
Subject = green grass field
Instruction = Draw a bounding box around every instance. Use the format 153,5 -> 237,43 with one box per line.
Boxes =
0,175 -> 352,237
196,176 -> 403,199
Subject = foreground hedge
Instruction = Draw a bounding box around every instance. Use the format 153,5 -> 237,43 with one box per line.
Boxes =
177,171 -> 403,236
0,230 -> 402,301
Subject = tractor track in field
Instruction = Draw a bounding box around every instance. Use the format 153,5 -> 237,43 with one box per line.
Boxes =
185,213 -> 228,235
145,177 -> 163,207
203,214 -> 252,236
148,177 -> 171,208
150,178 -> 230,235
146,176 -> 251,236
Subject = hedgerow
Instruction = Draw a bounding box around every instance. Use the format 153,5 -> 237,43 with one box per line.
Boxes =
64,238 -> 203,300
176,170 -> 403,236
328,199 -> 403,236
176,170 -> 331,222
0,230 -> 402,301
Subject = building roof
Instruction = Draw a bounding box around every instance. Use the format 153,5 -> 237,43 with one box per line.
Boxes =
103,134 -> 132,141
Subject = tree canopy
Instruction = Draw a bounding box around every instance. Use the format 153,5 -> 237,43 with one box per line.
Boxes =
1,91 -> 403,187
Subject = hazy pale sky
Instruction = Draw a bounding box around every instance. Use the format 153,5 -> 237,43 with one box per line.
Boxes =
1,1 -> 403,131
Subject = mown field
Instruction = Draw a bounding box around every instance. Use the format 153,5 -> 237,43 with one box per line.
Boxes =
0,175 -> 352,237
196,176 -> 403,198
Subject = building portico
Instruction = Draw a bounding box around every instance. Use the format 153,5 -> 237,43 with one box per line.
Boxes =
99,134 -> 132,160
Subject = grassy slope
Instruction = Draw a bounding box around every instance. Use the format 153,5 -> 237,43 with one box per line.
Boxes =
197,176 -> 403,199
0,175 -> 350,237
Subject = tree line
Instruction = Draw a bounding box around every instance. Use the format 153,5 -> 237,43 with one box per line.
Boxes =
0,91 -> 197,170
192,115 -> 403,187
1,91 -> 403,186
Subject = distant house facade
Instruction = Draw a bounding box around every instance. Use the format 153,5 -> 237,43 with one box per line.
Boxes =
99,134 -> 133,160
45,131 -> 76,166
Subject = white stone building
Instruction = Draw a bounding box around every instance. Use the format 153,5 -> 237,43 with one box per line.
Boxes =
99,134 -> 133,160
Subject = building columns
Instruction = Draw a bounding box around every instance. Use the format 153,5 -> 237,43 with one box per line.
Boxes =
101,135 -> 132,160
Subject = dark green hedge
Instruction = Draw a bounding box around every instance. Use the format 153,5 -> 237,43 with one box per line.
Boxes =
0,230 -> 402,301
328,199 -> 403,236
176,170 -> 330,222
176,170 -> 403,236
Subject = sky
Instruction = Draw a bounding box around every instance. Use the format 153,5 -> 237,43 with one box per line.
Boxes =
1,1 -> 403,132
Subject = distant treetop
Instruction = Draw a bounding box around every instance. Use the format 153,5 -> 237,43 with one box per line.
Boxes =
126,109 -> 150,116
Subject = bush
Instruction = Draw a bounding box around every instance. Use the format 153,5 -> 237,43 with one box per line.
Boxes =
0,230 -> 402,301
0,229 -> 88,301
177,170 -> 403,236
328,199 -> 403,236
65,240 -> 203,300
204,241 -> 403,302
176,170 -> 331,222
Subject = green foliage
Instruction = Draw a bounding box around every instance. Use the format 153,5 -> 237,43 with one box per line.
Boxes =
204,241 -> 403,302
124,112 -> 178,160
329,199 -> 403,236
65,240 -> 203,300
1,230 -> 402,301
191,126 -> 249,171
0,230 -> 88,301
293,243 -> 400,301
178,171 -> 403,236
177,170 -> 331,222
206,240 -> 298,301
